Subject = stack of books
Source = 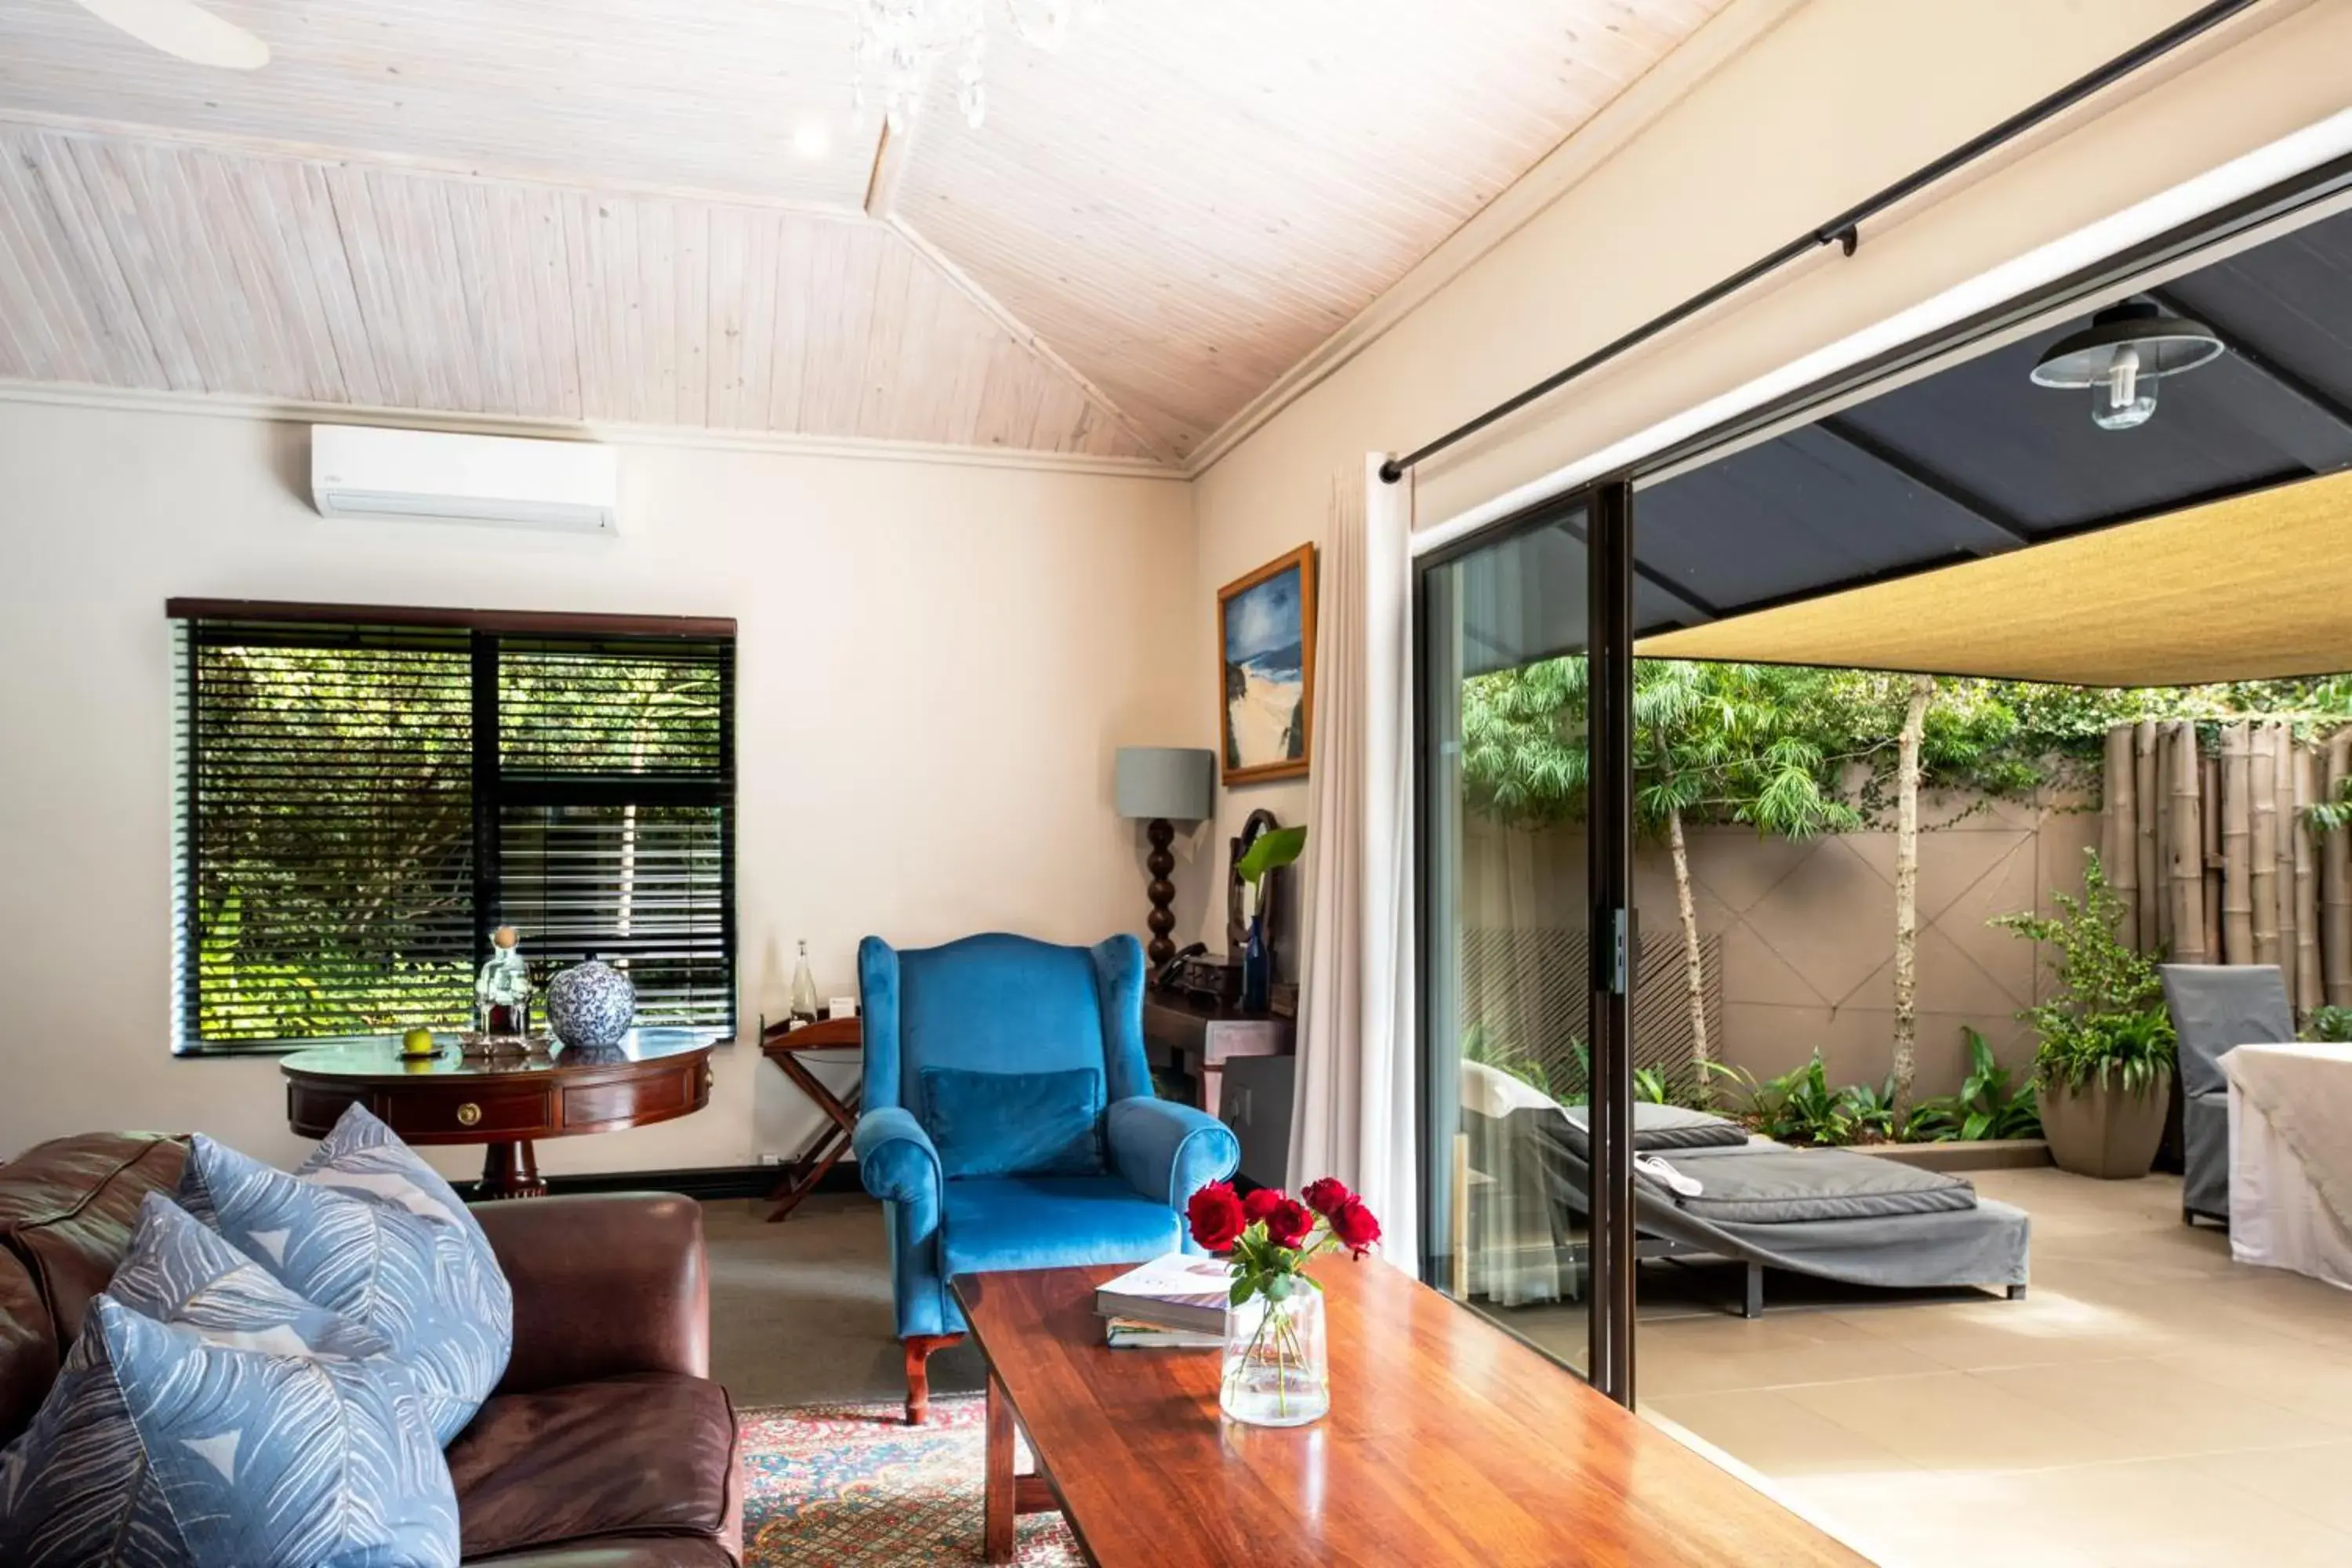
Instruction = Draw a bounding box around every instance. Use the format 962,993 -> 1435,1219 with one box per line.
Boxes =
1094,1253 -> 1230,1349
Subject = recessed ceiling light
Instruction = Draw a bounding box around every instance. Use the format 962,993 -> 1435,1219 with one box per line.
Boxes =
791,120 -> 831,161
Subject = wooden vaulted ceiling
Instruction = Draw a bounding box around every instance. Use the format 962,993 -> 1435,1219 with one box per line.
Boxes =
0,0 -> 1729,466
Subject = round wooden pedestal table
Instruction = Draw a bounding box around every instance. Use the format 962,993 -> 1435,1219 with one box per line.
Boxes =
281,1032 -> 715,1199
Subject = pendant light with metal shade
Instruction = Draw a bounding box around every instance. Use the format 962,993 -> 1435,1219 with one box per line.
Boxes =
2030,299 -> 2225,431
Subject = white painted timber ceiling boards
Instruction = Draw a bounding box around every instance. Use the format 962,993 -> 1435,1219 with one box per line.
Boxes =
0,0 -> 1739,463
897,0 -> 1730,457
0,0 -> 870,208
0,126 -> 1152,458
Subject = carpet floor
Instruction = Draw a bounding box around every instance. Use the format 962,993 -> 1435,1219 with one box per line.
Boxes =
740,1397 -> 1081,1567
704,1193 -> 989,1409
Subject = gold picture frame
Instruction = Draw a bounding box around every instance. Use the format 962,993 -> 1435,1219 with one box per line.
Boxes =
1215,543 -> 1317,785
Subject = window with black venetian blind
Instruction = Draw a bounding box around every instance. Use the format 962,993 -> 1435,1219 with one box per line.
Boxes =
171,601 -> 735,1053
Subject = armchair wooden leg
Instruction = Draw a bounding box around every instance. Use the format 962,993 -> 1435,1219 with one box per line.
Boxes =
904,1333 -> 964,1425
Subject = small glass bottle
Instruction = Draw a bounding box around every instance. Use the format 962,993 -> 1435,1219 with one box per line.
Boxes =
476,926 -> 534,1036
788,939 -> 821,1025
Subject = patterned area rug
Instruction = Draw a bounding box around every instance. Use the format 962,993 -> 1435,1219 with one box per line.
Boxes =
740,1398 -> 1083,1566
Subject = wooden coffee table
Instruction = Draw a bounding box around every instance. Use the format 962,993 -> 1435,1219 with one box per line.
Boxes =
953,1259 -> 1867,1566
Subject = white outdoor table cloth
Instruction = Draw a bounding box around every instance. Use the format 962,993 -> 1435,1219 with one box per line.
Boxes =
2222,1040 -> 2352,1290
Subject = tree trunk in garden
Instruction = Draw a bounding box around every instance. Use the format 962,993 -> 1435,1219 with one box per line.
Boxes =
1890,673 -> 1933,1116
2327,730 -> 2352,1006
2223,723 -> 2255,964
2296,740 -> 2323,1019
2135,720 -> 2161,953
2276,726 -> 2300,1004
2107,725 -> 2140,949
2165,723 -> 2206,964
2203,752 -> 2223,963
1665,805 -> 1711,1098
2252,724 -> 2281,967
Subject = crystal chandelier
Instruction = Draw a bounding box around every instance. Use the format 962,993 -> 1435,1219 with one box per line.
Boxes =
849,0 -> 1097,132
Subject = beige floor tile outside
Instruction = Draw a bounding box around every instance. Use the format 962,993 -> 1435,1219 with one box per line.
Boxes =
1483,1167 -> 2352,1565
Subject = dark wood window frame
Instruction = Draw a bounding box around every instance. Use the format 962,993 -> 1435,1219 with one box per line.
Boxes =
169,599 -> 737,1056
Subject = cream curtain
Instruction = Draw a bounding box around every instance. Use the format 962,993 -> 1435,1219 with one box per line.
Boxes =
1287,455 -> 1417,1265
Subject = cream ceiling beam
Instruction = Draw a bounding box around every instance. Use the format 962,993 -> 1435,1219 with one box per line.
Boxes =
862,67 -> 928,221
865,115 -> 916,219
0,110 -> 868,222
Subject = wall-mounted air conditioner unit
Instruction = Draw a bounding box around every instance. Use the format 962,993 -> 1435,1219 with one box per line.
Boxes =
310,425 -> 619,533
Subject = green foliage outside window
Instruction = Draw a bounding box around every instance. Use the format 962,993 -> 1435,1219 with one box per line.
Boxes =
1464,658 -> 2352,832
186,633 -> 730,1047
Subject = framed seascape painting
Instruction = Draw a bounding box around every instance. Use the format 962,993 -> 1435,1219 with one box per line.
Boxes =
1216,543 -> 1317,785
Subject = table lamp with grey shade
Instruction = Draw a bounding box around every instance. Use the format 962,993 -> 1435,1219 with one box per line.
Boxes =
1115,746 -> 1215,967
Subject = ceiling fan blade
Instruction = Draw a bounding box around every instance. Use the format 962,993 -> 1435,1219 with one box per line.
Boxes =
71,0 -> 269,69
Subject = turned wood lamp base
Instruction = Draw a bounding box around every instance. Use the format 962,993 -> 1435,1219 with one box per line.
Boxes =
1144,816 -> 1179,969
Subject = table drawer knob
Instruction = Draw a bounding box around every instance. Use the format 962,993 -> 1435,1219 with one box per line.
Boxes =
456,1102 -> 483,1127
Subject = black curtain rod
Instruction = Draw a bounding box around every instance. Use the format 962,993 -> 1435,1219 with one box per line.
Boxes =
1377,0 -> 2262,485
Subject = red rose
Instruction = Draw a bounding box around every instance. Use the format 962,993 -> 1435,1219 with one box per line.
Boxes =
1186,1181 -> 1246,1250
1328,1197 -> 1382,1258
1264,1197 -> 1316,1250
1301,1177 -> 1355,1218
1242,1188 -> 1286,1225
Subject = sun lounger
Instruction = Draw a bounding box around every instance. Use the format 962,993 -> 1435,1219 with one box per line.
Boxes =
1461,1071 -> 2030,1316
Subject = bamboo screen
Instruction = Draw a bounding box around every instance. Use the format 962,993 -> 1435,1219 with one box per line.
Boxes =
2100,720 -> 2352,1015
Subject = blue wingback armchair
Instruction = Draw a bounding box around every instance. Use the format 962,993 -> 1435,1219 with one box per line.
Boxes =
852,931 -> 1240,1421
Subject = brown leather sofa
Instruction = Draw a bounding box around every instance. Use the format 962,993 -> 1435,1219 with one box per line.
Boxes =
0,1133 -> 742,1566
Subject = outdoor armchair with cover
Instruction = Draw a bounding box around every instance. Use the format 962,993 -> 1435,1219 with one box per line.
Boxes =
2161,962 -> 2295,1225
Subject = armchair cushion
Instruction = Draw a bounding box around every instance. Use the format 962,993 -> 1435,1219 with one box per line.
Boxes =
922,1065 -> 1105,1179
942,1177 -> 1183,1277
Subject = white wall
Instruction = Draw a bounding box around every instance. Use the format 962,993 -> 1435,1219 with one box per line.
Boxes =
0,396 -> 1201,1178
1192,0 -> 2352,940
14,0 -> 2352,1176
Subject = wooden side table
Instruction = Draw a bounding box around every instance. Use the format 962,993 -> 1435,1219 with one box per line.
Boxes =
759,1014 -> 862,1221
1142,993 -> 1294,1120
280,1032 -> 714,1199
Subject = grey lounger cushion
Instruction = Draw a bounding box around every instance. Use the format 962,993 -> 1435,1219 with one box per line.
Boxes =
1559,1102 -> 1751,1154
1653,1144 -> 1979,1224
1504,1105 -> 2031,1291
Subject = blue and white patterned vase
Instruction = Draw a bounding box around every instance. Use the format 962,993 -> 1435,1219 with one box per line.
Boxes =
546,960 -> 637,1050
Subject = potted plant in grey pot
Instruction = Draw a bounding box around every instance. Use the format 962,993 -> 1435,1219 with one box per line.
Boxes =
1994,849 -> 2176,1180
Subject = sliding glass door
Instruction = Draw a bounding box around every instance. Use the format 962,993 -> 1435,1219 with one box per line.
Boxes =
1417,499 -> 1606,1385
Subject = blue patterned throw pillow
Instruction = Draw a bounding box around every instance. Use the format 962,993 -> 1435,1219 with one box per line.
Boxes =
0,1199 -> 460,1568
110,1192 -> 393,1363
292,1104 -> 503,1287
180,1128 -> 510,1444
